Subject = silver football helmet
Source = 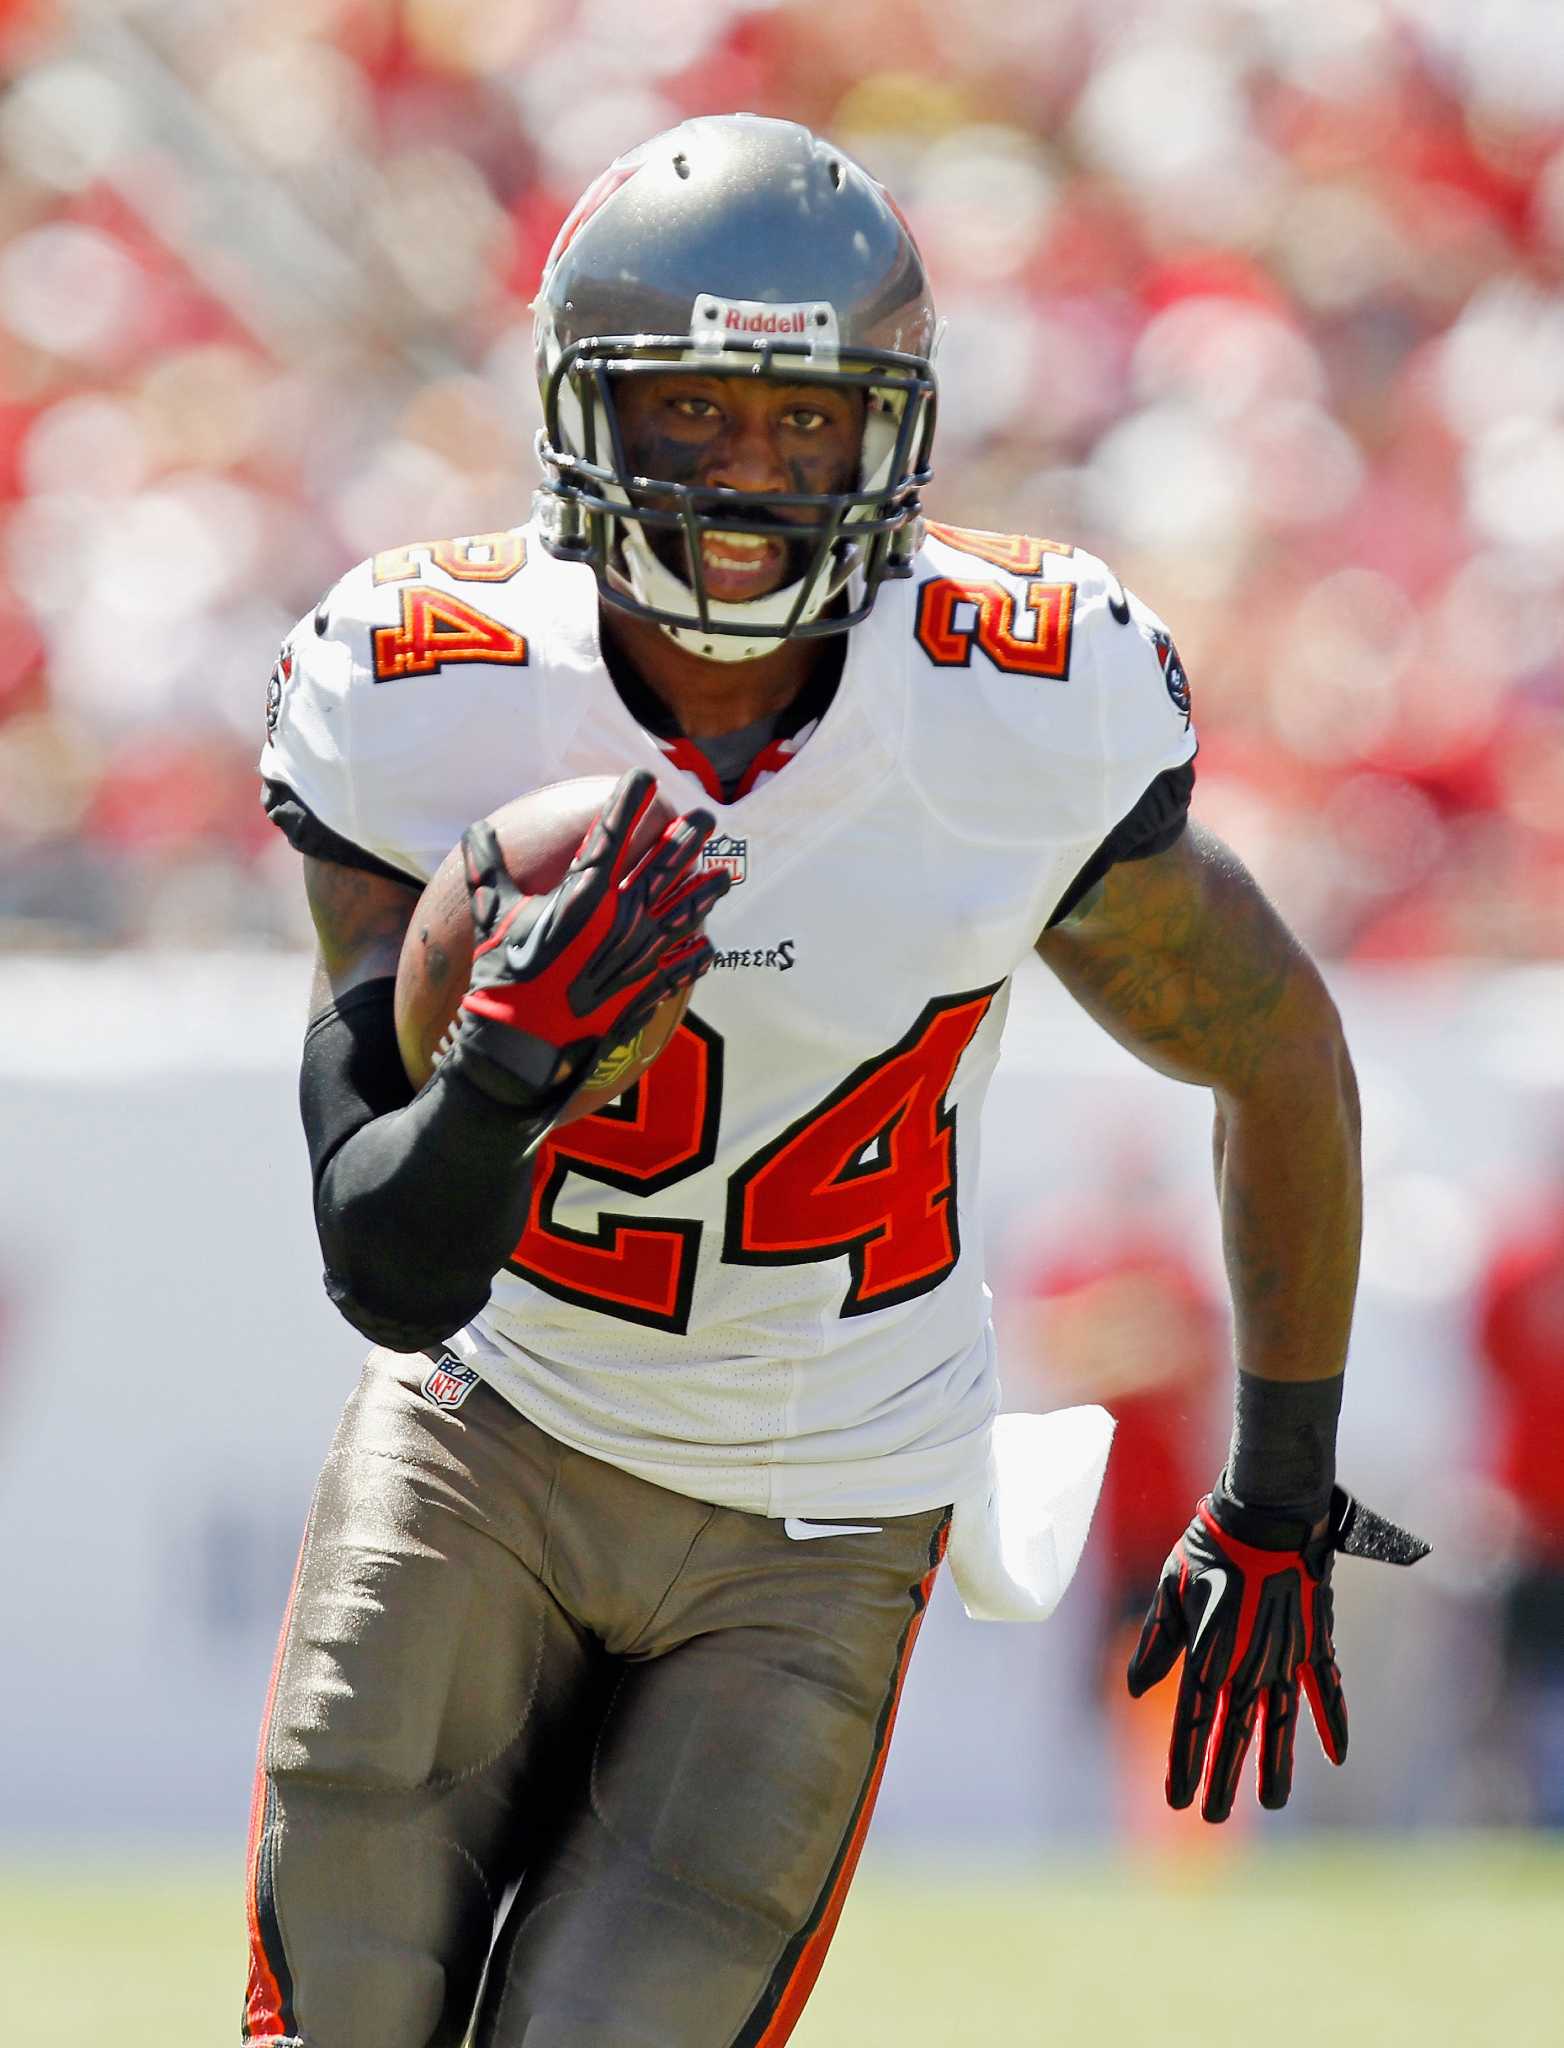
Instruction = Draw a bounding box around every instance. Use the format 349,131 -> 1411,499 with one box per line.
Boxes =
533,114 -> 938,662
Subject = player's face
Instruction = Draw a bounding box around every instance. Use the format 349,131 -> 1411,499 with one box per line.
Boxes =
612,372 -> 865,604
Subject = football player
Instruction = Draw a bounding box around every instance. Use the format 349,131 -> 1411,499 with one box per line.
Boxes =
250,114 -> 1425,2048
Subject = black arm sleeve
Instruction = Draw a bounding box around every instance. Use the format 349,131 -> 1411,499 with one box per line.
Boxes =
1047,758 -> 1196,927
300,979 -> 543,1352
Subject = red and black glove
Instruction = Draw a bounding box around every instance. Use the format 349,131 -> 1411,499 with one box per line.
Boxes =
1127,1479 -> 1429,1823
444,769 -> 728,1118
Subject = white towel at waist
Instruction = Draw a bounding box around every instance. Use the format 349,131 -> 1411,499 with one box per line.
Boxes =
947,1405 -> 1115,1623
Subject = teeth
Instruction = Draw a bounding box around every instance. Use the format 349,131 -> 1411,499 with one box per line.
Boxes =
702,530 -> 774,560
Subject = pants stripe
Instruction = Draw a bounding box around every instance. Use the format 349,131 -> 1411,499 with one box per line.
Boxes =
741,1516 -> 951,2048
243,1535 -> 308,2042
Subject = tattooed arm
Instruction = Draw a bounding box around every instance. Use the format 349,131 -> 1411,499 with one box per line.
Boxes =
303,854 -> 420,1013
1044,828 -> 1435,1821
1035,824 -> 1360,1386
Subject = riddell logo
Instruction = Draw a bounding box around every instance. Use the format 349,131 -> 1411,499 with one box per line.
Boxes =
726,307 -> 806,335
691,296 -> 840,351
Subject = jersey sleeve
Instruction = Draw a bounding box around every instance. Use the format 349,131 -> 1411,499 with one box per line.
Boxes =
1081,571 -> 1199,838
1037,568 -> 1198,923
1044,758 -> 1195,926
259,559 -> 424,878
259,530 -> 552,885
260,778 -> 423,885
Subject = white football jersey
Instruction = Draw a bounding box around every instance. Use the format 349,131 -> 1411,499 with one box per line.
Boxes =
261,515 -> 1197,1516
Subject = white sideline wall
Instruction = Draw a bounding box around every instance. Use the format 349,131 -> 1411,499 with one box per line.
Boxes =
2,956 -> 1561,1844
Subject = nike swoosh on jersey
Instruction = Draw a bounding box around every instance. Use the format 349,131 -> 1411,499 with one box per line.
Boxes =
783,1517 -> 884,1541
1190,1567 -> 1228,1647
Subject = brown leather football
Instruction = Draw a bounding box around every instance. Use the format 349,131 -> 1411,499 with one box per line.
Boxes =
394,776 -> 692,1123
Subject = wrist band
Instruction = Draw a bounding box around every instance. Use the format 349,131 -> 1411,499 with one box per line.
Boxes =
1223,1368 -> 1343,1525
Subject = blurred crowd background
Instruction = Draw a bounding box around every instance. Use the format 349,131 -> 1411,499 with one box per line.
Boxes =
4,0 -> 1564,1846
5,0 -> 1564,956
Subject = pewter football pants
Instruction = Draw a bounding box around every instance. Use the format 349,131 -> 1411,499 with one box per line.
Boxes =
243,1350 -> 948,2047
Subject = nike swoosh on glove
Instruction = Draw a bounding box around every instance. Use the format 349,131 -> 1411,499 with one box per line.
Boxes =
445,769 -> 729,1120
1126,1479 -> 1429,1823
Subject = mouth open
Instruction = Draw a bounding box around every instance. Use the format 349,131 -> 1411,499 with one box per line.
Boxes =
697,527 -> 789,603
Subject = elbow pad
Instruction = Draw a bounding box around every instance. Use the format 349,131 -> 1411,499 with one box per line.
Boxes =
299,979 -> 416,1191
299,981 -> 541,1348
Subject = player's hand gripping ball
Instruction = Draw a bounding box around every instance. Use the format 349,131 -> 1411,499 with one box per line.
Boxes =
395,772 -> 727,1123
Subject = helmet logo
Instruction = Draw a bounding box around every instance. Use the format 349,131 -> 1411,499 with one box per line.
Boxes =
690,295 -> 840,355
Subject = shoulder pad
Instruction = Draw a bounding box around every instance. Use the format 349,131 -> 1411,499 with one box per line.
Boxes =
920,521 -> 1079,580
260,526 -> 558,884
913,528 -> 1137,681
311,530 -> 533,682
900,532 -> 1196,845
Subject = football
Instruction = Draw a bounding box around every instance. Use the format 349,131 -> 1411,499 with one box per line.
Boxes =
394,776 -> 692,1122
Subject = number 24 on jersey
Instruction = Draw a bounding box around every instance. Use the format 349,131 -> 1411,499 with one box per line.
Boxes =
510,988 -> 999,1334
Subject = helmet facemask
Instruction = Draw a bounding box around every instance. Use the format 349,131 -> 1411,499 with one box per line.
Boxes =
536,333 -> 936,663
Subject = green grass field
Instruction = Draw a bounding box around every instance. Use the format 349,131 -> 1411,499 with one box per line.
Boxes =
6,1837 -> 1562,2046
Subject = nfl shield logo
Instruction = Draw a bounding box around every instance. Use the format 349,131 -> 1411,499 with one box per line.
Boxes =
421,1353 -> 481,1411
703,833 -> 748,885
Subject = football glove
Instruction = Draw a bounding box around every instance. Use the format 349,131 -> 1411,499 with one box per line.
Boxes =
1127,1478 -> 1429,1823
444,769 -> 728,1119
